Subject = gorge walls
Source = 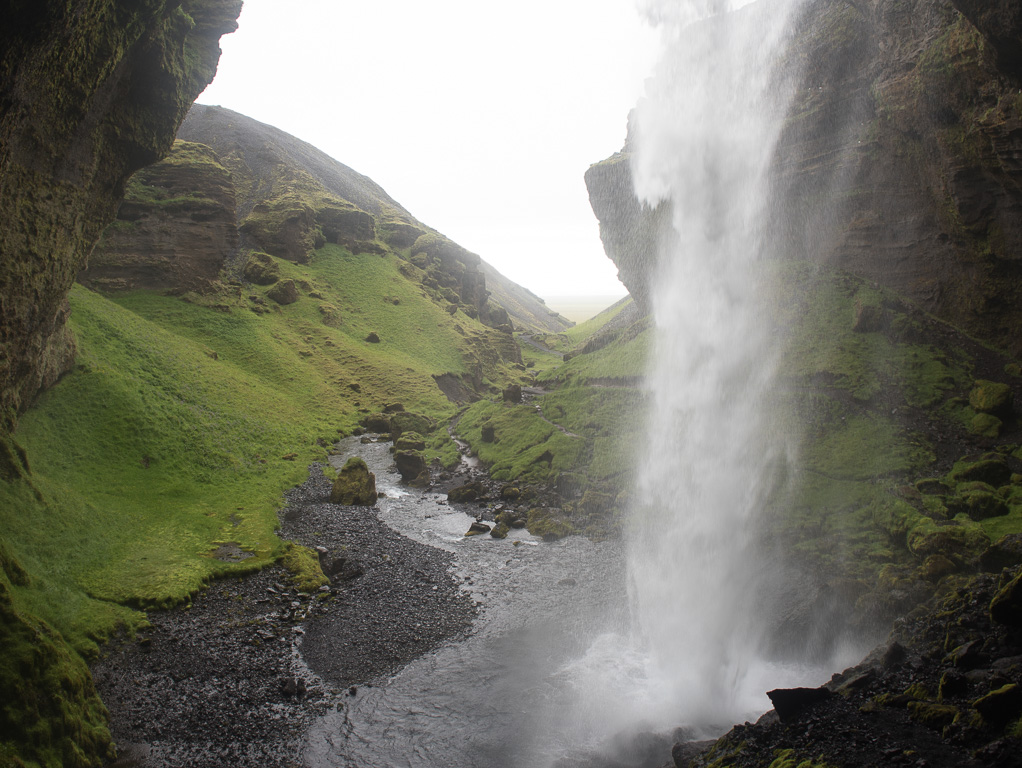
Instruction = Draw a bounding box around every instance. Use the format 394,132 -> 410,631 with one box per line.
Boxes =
587,0 -> 1022,353
0,0 -> 243,441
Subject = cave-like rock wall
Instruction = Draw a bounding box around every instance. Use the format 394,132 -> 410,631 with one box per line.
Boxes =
0,0 -> 243,435
587,0 -> 1022,352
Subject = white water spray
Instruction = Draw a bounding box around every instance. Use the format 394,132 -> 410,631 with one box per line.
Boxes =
625,0 -> 812,731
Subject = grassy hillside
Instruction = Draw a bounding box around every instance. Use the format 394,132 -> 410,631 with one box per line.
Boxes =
0,242 -> 522,766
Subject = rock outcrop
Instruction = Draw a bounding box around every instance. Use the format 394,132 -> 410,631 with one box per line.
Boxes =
80,141 -> 239,293
586,0 -> 1022,353
0,0 -> 243,433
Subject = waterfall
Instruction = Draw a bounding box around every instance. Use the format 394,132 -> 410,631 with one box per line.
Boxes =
625,0 -> 811,732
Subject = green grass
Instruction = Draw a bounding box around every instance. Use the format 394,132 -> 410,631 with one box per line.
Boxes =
2,243 -> 519,662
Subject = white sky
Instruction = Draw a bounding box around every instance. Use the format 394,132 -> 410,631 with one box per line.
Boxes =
198,0 -> 660,299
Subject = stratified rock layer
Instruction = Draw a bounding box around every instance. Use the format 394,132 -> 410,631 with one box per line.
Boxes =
80,141 -> 239,293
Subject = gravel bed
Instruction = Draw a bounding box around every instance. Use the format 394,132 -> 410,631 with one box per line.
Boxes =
94,462 -> 476,768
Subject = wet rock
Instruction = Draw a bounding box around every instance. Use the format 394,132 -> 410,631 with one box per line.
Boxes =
973,684 -> 1022,725
499,485 -> 520,500
766,686 -> 833,723
489,522 -> 509,539
990,572 -> 1022,627
363,413 -> 392,433
330,457 -> 377,505
465,521 -> 491,536
394,449 -> 427,483
448,481 -> 485,503
394,431 -> 426,451
952,459 -> 1013,486
981,534 -> 1022,573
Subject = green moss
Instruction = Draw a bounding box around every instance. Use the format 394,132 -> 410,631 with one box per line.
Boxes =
526,508 -> 575,540
279,543 -> 328,593
767,748 -> 839,768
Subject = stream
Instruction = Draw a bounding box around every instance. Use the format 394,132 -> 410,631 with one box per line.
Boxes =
303,437 -> 662,768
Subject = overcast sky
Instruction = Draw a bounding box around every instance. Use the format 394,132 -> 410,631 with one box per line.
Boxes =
198,0 -> 660,299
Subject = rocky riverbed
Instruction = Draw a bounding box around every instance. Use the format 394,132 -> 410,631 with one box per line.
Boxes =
94,449 -> 478,767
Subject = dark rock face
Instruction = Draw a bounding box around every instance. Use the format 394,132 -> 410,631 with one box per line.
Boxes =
0,0 -> 243,432
80,141 -> 239,293
586,0 -> 1022,353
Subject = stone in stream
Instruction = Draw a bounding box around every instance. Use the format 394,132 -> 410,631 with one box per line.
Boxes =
330,457 -> 377,505
394,449 -> 428,484
448,481 -> 485,502
465,521 -> 491,536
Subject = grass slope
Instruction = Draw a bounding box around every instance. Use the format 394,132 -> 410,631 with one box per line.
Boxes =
0,242 -> 520,766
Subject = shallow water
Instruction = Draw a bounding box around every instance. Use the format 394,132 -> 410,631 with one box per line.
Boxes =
304,438 -> 637,768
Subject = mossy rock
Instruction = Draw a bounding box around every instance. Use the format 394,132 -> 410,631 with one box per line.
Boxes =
949,490 -> 1009,521
969,380 -> 1013,414
243,251 -> 281,285
499,485 -> 521,501
980,534 -> 1022,572
394,449 -> 427,483
916,478 -> 951,495
363,413 -> 392,433
951,459 -> 1013,486
907,700 -> 959,729
970,412 -> 1003,438
267,279 -> 299,305
490,522 -> 510,539
394,431 -> 426,451
330,457 -> 377,505
918,553 -> 957,582
990,573 -> 1022,627
526,508 -> 575,541
448,481 -> 484,503
973,683 -> 1022,725
390,411 -> 437,437
280,542 -> 329,592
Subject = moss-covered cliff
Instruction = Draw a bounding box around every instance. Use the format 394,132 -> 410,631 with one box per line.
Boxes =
587,0 -> 1022,354
0,0 -> 242,440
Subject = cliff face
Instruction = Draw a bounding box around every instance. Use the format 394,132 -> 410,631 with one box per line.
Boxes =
0,0 -> 242,435
586,0 -> 1022,352
86,104 -> 570,335
81,141 -> 238,293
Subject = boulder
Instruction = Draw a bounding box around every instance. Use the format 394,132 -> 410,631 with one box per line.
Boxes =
481,424 -> 496,443
990,573 -> 1022,627
465,521 -> 491,536
243,251 -> 281,285
394,431 -> 426,451
502,384 -> 522,403
490,522 -> 510,539
267,278 -> 299,305
766,687 -> 833,723
499,485 -> 520,501
969,380 -> 1013,414
330,457 -> 377,505
951,459 -> 1013,486
365,331 -> 380,343
394,449 -> 427,483
970,413 -> 1002,438
448,481 -> 485,503
363,413 -> 392,433
973,683 -> 1022,725
390,411 -> 436,437
981,534 -> 1022,573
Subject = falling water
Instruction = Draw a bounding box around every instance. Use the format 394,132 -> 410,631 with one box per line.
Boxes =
624,0 -> 813,732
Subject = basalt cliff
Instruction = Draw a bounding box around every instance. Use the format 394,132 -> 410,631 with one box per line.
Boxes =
588,0 -> 1022,354
0,0 -> 242,446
